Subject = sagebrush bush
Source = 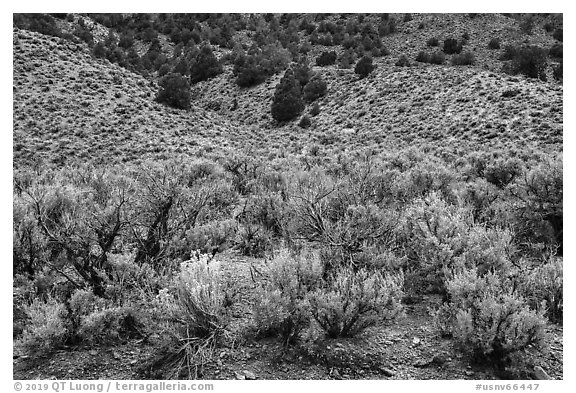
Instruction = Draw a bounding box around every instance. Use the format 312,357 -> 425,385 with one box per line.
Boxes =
144,253 -> 234,378
444,269 -> 547,370
488,37 -> 501,50
443,38 -> 462,54
395,54 -> 410,67
509,157 -> 563,255
518,257 -> 562,324
181,219 -> 237,256
308,267 -> 403,338
69,288 -> 106,324
549,43 -> 562,59
172,256 -> 232,338
16,296 -> 69,355
502,45 -> 548,81
252,248 -> 322,344
427,37 -> 439,47
415,51 -> 430,63
77,306 -> 140,345
69,288 -> 142,345
429,51 -> 446,64
483,157 -> 522,188
310,102 -> 321,116
451,51 -> 475,66
299,115 -> 312,129
553,28 -> 562,42
553,62 -> 562,81
236,224 -> 272,257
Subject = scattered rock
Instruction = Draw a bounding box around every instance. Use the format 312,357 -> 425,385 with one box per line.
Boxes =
431,352 -> 449,366
413,358 -> 432,368
533,366 -> 551,380
243,370 -> 257,380
465,371 -> 474,376
234,371 -> 245,380
380,367 -> 395,377
412,337 -> 421,345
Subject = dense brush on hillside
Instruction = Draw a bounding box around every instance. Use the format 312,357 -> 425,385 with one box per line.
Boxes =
13,13 -> 563,381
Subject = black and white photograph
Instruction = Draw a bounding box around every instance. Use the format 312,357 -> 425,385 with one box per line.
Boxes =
9,4 -> 566,387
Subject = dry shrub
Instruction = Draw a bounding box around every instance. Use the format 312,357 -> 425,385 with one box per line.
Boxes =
142,253 -> 234,378
518,257 -> 562,324
308,267 -> 403,338
252,248 -> 322,344
443,269 -> 547,372
16,296 -> 69,355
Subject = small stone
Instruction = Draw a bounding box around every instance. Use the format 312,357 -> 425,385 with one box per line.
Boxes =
412,337 -> 421,345
413,358 -> 432,368
243,370 -> 257,380
130,359 -> 137,365
380,367 -> 395,377
331,368 -> 342,380
533,366 -> 551,380
465,371 -> 474,376
431,353 -> 449,366
89,350 -> 98,356
234,371 -> 245,380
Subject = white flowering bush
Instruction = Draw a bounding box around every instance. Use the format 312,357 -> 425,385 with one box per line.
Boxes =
143,252 -> 233,379
173,254 -> 231,337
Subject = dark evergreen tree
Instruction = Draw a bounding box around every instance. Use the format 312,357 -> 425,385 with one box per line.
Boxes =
271,69 -> 304,122
303,73 -> 327,102
293,60 -> 312,90
92,42 -> 106,58
189,44 -> 222,83
354,56 -> 375,78
509,46 -> 548,80
443,38 -> 462,54
316,51 -> 337,66
156,73 -> 191,110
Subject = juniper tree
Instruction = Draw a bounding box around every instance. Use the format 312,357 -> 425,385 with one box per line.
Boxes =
156,73 -> 191,110
189,44 -> 222,84
354,56 -> 375,78
271,68 -> 304,122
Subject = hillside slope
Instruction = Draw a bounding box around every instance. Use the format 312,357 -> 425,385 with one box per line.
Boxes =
13,29 -> 259,167
193,62 -> 562,155
13,13 -> 562,168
